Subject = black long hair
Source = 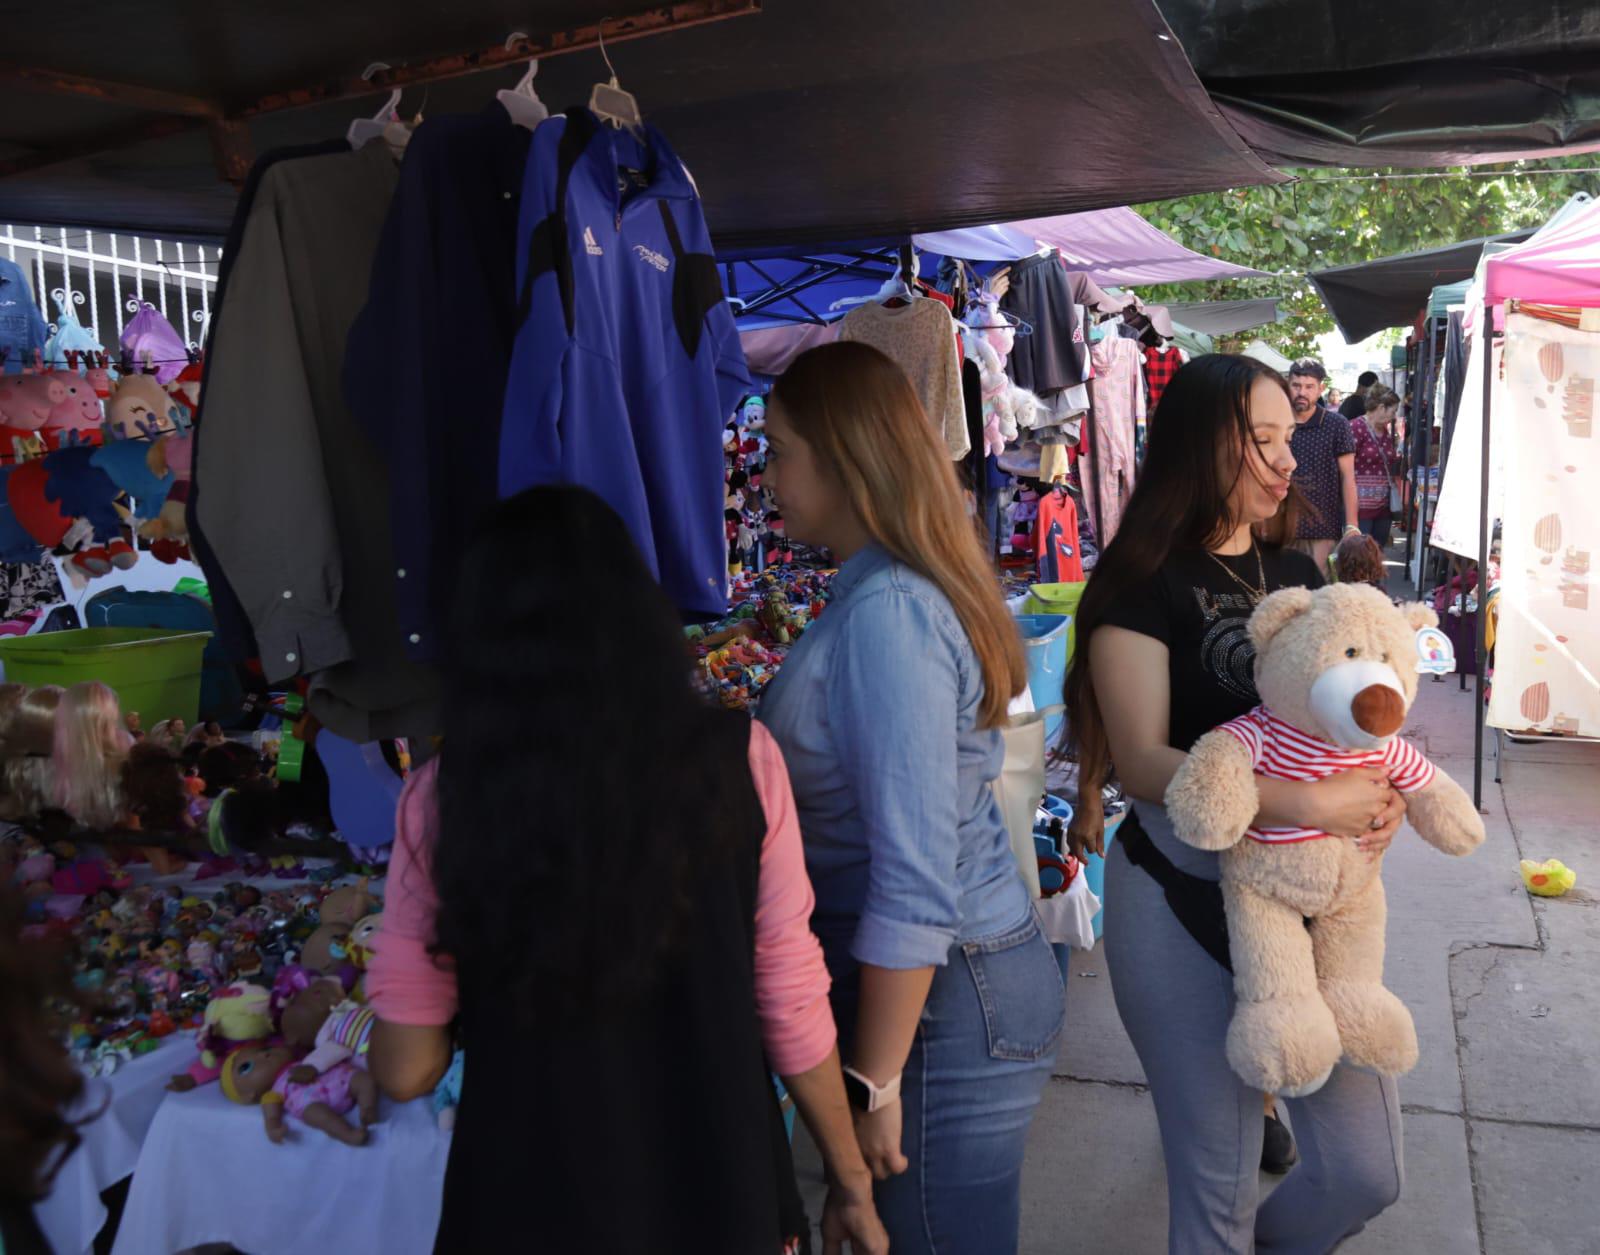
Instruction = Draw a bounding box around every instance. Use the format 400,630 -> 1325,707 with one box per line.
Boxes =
430,486 -> 741,1019
1064,354 -> 1297,839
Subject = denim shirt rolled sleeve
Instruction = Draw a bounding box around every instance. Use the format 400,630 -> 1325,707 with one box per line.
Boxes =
828,587 -> 963,968
758,544 -> 1032,980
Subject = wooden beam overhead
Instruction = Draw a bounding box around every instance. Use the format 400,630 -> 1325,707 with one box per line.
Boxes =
0,63 -> 219,118
0,115 -> 205,180
236,0 -> 759,117
0,0 -> 759,185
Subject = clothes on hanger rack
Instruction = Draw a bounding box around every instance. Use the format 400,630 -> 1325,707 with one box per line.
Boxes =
1143,344 -> 1182,412
186,138 -> 351,669
999,252 -> 1091,395
344,103 -> 532,664
1089,335 -> 1144,546
192,140 -> 441,744
498,106 -> 748,619
839,294 -> 968,459
1033,485 -> 1084,584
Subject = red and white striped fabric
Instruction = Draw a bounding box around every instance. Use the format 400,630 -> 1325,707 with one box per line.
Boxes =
1217,705 -> 1435,843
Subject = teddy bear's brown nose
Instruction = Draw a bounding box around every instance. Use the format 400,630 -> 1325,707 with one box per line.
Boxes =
1352,684 -> 1405,737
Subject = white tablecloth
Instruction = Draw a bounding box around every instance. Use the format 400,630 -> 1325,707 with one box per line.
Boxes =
34,1033 -> 200,1255
111,1083 -> 449,1255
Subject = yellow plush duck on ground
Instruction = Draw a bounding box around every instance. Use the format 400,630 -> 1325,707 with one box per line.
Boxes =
1520,859 -> 1577,897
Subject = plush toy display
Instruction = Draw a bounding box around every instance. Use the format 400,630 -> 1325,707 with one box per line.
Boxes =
288,999 -> 375,1082
319,877 -> 377,929
42,371 -> 106,449
0,374 -> 58,462
167,981 -> 274,1091
219,1044 -> 379,1145
104,374 -> 179,441
1164,584 -> 1485,1096
118,304 -> 189,387
963,294 -> 1025,458
298,921 -> 356,988
278,974 -> 348,1051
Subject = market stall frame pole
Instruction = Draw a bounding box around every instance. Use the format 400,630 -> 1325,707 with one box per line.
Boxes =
1473,315 -> 1495,811
0,0 -> 761,182
1404,337 -> 1419,572
1415,315 -> 1441,594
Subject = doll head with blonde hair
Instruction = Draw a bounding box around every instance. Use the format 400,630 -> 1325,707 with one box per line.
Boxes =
53,682 -> 133,831
1,686 -> 63,821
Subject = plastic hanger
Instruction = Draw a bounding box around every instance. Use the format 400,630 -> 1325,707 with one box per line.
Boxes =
588,26 -> 644,138
497,33 -> 549,129
879,246 -> 918,305
347,64 -> 402,149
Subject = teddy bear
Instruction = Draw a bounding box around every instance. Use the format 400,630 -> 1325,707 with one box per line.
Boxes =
1164,583 -> 1485,1097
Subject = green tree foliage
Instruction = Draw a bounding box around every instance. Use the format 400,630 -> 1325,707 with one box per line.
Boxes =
1136,161 -> 1600,360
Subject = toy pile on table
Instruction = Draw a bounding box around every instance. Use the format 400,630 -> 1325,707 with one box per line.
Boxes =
688,565 -> 836,711
5,815 -> 383,1078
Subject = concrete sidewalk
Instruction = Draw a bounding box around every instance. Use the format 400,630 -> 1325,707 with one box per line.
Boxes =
1021,672 -> 1599,1254
795,577 -> 1600,1253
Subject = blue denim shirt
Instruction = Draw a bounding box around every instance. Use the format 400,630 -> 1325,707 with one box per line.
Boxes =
757,544 -> 1032,973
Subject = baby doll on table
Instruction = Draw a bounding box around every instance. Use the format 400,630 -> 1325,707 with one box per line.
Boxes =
221,1043 -> 379,1145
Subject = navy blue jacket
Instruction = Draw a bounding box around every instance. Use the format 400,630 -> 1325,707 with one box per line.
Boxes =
500,109 -> 749,618
344,106 -> 531,661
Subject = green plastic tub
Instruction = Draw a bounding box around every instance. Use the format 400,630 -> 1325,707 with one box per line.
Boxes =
0,628 -> 212,728
1022,581 -> 1087,659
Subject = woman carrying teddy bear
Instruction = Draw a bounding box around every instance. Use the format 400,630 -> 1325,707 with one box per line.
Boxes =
1066,355 -> 1408,1253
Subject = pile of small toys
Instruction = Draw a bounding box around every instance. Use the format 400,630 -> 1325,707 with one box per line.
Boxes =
688,566 -> 836,710
7,826 -> 381,1077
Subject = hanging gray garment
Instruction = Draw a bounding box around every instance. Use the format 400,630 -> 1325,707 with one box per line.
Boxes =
193,141 -> 438,743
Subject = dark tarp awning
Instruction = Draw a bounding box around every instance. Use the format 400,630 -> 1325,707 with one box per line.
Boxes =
1308,233 -> 1534,342
0,0 -> 1283,245
1163,298 -> 1283,336
1156,0 -> 1600,166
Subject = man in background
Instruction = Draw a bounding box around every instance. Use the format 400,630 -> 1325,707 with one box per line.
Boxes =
1287,358 -> 1358,569
1340,370 -> 1379,419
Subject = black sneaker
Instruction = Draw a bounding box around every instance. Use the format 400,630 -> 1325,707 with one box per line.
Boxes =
1262,1110 -> 1298,1175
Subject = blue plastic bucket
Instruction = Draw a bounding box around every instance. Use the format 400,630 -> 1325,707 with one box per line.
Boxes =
1014,614 -> 1069,739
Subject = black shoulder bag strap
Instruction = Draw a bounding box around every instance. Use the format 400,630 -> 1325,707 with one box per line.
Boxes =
1118,808 -> 1233,973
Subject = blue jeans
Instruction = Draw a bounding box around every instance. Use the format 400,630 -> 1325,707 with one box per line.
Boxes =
831,915 -> 1064,1254
1359,512 -> 1392,547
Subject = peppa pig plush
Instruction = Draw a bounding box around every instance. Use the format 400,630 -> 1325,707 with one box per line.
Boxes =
0,374 -> 61,462
41,371 -> 105,450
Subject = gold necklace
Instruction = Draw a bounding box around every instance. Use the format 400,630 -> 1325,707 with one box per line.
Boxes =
1206,540 -> 1267,605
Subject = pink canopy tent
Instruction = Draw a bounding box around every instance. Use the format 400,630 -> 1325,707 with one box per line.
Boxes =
1484,197 -> 1600,305
1005,209 -> 1264,286
916,207 -> 1264,286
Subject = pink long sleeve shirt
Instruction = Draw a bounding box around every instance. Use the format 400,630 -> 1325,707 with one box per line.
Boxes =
365,722 -> 837,1075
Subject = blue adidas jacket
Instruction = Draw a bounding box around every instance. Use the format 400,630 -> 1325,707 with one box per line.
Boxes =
500,109 -> 749,618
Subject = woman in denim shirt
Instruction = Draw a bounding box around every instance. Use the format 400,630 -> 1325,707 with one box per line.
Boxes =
758,341 -> 1064,1253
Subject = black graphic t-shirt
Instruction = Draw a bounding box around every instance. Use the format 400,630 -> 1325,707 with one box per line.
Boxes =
1100,545 -> 1324,750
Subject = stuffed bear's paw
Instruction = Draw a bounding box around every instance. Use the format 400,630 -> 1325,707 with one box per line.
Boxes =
1165,733 -> 1258,851
1226,992 -> 1343,1096
1320,979 -> 1419,1077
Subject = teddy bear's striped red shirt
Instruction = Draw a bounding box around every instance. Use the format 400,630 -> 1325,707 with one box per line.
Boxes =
1218,705 -> 1436,843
